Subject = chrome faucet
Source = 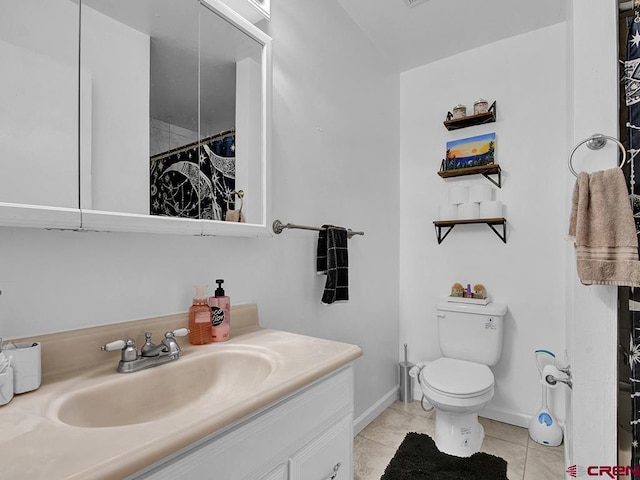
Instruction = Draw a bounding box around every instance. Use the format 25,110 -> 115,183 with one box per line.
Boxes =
101,328 -> 190,373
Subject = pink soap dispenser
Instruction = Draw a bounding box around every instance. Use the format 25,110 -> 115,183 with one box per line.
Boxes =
208,279 -> 230,342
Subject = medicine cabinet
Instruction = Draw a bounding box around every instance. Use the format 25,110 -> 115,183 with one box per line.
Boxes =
224,0 -> 270,24
1,0 -> 271,236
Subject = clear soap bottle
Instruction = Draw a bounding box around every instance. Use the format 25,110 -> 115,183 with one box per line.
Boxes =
208,279 -> 230,342
189,285 -> 212,345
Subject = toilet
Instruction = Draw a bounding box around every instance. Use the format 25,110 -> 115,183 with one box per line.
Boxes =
418,301 -> 507,457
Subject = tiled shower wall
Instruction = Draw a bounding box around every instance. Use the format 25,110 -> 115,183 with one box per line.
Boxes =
150,118 -> 199,157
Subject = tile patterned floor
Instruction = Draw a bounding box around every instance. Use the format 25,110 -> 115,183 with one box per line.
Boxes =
354,400 -> 565,480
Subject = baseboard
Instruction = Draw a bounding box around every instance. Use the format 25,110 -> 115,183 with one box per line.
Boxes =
480,406 -> 531,429
358,385 -> 532,432
353,385 -> 399,435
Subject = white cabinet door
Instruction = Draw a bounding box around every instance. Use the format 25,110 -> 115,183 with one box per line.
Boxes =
289,414 -> 353,480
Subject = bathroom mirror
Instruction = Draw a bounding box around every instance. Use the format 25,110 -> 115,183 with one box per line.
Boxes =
0,0 -> 269,234
79,0 -> 270,235
0,0 -> 81,229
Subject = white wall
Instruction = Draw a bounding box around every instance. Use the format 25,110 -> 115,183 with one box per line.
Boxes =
564,0 -> 619,468
0,0 -> 399,425
81,7 -> 150,214
400,24 -> 568,427
262,0 -> 400,423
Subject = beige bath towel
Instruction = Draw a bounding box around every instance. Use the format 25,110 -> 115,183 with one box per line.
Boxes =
568,167 -> 640,286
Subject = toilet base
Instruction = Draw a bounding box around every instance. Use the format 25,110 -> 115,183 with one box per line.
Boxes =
434,411 -> 485,457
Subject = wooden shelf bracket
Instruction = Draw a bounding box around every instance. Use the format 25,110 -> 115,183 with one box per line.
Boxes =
433,218 -> 507,244
437,164 -> 502,188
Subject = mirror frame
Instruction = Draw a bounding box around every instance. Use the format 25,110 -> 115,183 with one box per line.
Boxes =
0,0 -> 271,237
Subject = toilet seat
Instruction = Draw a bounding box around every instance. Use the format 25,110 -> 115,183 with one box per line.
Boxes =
422,358 -> 494,398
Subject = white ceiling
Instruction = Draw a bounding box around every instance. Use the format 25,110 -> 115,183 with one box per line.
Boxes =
335,0 -> 567,72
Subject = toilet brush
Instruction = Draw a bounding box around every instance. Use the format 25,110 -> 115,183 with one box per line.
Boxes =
528,350 -> 563,446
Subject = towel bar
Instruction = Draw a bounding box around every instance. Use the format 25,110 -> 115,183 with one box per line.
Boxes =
568,133 -> 628,177
272,220 -> 364,239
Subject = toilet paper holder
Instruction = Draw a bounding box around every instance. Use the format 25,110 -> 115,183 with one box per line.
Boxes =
544,364 -> 572,389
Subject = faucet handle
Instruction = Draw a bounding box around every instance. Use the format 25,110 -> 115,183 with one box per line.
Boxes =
169,328 -> 189,338
102,339 -> 137,363
101,339 -> 126,351
162,329 -> 190,356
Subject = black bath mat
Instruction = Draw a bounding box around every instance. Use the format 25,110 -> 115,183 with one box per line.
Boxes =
381,432 -> 508,480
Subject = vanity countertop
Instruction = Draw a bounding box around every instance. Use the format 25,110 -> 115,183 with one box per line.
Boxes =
0,313 -> 362,480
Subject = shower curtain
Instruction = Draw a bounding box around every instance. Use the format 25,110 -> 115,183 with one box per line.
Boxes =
622,13 -> 640,477
149,134 -> 236,221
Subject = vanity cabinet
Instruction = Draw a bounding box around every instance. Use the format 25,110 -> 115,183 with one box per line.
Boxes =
130,365 -> 354,480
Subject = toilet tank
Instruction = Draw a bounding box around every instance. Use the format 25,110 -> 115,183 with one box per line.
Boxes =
436,301 -> 508,366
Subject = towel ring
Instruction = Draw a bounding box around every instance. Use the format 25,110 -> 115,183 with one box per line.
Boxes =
568,133 -> 628,177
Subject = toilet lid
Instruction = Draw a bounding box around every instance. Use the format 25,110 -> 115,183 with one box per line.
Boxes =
422,358 -> 494,396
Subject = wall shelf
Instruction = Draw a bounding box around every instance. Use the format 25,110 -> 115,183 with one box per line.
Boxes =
443,101 -> 496,130
437,164 -> 502,188
433,217 -> 507,244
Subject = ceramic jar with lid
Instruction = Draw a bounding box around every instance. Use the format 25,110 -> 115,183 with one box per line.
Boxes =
473,99 -> 489,115
452,104 -> 467,119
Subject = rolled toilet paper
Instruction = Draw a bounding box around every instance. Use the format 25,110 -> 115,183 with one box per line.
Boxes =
469,184 -> 492,203
479,200 -> 503,219
457,202 -> 480,220
448,186 -> 469,205
542,364 -> 563,388
438,204 -> 458,220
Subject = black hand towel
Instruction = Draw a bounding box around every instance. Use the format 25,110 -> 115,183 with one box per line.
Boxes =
317,225 -> 349,304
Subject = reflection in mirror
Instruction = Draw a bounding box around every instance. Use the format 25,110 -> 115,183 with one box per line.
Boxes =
197,1 -> 263,223
80,0 -> 265,225
150,1 -> 243,221
1,0 -> 79,209
80,0 -> 199,216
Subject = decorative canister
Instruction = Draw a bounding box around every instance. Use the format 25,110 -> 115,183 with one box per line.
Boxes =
452,104 -> 467,119
473,98 -> 489,115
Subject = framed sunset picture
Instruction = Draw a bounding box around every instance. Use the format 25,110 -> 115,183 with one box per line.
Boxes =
443,132 -> 496,171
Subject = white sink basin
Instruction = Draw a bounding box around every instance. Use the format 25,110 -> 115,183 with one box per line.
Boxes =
55,348 -> 275,428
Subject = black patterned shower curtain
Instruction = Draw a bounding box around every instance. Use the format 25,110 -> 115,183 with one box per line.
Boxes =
149,134 -> 236,220
622,13 -> 640,478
